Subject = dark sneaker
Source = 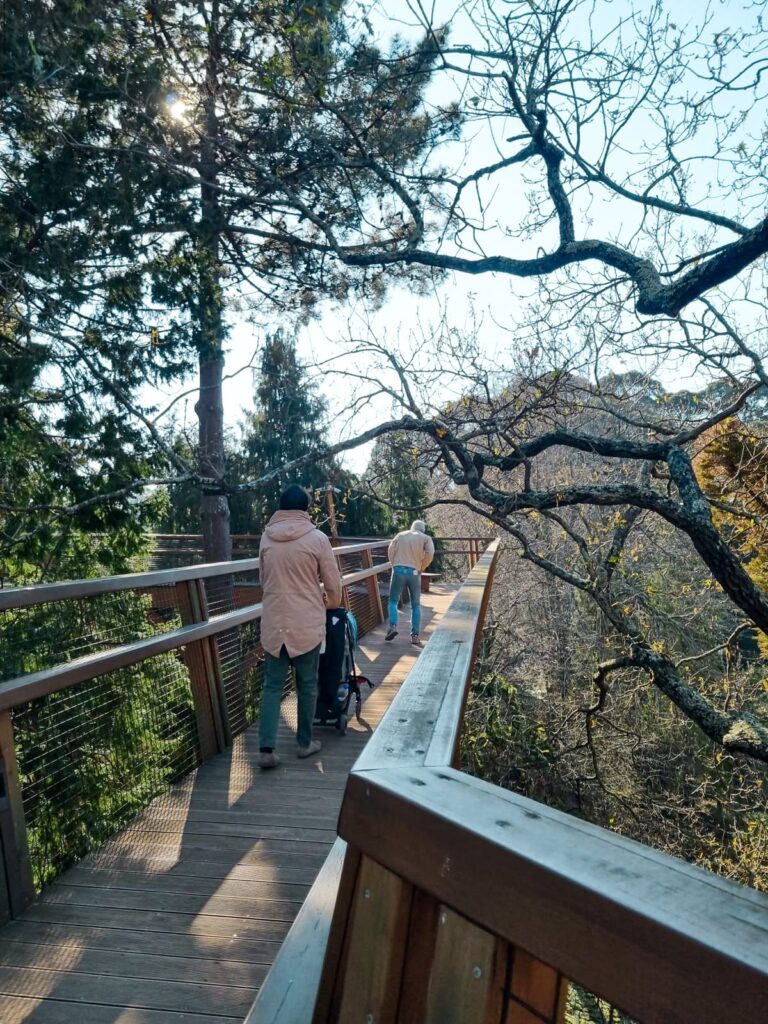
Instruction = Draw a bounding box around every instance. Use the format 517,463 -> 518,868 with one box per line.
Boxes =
411,633 -> 423,648
385,628 -> 398,641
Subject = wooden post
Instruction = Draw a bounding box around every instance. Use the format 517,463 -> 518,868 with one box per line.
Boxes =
194,578 -> 232,748
0,710 -> 35,919
330,856 -> 412,1022
361,548 -> 384,625
423,907 -> 506,1023
175,580 -> 228,755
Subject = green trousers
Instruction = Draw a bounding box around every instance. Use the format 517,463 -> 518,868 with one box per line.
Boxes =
259,644 -> 320,750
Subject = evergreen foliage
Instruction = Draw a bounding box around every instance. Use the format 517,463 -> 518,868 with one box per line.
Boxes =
0,0 -> 445,563
365,430 -> 430,532
1,586 -> 197,889
230,333 -> 331,532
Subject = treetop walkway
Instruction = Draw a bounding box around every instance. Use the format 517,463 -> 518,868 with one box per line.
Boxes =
0,538 -> 765,1022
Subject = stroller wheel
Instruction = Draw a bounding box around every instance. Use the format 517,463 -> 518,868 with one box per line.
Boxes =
337,713 -> 348,735
355,696 -> 362,722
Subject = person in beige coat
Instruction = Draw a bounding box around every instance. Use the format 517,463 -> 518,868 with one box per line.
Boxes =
386,520 -> 435,647
258,484 -> 343,768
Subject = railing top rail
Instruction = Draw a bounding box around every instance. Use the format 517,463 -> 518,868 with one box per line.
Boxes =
146,533 -> 264,540
354,538 -> 500,772
338,765 -> 768,1024
0,541 -> 390,612
0,559 -> 392,713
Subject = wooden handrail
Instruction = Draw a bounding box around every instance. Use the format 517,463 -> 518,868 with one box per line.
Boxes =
335,765 -> 768,1024
0,541 -> 389,611
250,530 -> 768,1024
0,559 -> 393,713
354,539 -> 500,771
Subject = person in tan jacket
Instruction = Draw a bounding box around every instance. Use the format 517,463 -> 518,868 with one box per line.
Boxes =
386,520 -> 435,647
258,484 -> 343,768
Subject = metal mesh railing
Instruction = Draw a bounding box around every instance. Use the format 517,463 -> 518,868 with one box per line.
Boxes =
0,584 -> 182,684
204,567 -> 264,736
214,616 -> 266,737
0,540 -> 400,900
13,649 -> 200,891
136,534 -> 262,570
337,550 -> 374,636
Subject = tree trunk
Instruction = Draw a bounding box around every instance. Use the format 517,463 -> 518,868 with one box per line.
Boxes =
194,0 -> 231,566
197,352 -> 230,563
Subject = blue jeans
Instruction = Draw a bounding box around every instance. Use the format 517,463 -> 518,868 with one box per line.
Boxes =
388,566 -> 421,634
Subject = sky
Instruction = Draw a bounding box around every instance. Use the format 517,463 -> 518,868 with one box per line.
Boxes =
147,0 -> 768,475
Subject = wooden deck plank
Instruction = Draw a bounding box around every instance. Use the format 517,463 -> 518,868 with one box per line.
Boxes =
81,848 -> 325,885
0,996 -> 239,1024
0,585 -> 460,1022
42,885 -> 306,922
78,830 -> 333,866
0,964 -> 255,1016
21,903 -> 292,942
55,867 -> 312,903
78,853 -> 321,886
0,939 -> 266,989
0,919 -> 281,964
131,805 -> 340,829
120,820 -> 338,844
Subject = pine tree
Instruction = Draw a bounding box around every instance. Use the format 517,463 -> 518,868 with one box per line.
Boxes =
229,333 -> 330,532
0,1 -> 447,562
365,431 -> 430,533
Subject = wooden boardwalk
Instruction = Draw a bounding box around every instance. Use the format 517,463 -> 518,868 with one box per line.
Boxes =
0,584 -> 459,1024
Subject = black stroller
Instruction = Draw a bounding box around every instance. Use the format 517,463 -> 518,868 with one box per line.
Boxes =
315,608 -> 372,734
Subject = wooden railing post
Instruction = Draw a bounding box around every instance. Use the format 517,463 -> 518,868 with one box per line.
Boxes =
361,548 -> 384,626
469,538 -> 478,569
175,580 -> 228,755
0,710 -> 35,919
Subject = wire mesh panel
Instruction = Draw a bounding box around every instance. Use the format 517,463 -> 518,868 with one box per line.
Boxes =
12,650 -> 200,891
336,551 -> 373,637
215,617 -> 266,738
205,568 -> 264,738
0,585 -> 183,685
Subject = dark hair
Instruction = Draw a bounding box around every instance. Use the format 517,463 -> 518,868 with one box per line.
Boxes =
279,484 -> 310,511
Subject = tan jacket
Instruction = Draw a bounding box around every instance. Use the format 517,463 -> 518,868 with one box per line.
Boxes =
259,511 -> 343,657
388,529 -> 435,572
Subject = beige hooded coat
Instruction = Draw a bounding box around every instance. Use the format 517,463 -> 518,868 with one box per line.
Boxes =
259,511 -> 343,658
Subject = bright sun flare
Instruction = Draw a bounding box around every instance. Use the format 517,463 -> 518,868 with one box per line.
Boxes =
167,99 -> 188,122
